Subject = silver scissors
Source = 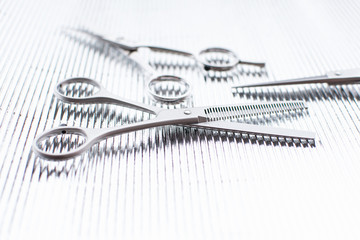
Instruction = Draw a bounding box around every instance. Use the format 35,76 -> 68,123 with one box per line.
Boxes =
70,28 -> 265,71
33,78 -> 315,160
66,28 -> 192,103
232,69 -> 360,88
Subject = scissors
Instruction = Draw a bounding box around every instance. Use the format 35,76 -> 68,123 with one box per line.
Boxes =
69,28 -> 266,72
66,28 -> 192,103
232,69 -> 360,88
33,78 -> 315,160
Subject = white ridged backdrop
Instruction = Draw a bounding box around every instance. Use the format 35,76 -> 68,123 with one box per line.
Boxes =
0,0 -> 360,239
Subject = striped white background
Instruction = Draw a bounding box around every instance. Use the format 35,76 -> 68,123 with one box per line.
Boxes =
0,0 -> 360,239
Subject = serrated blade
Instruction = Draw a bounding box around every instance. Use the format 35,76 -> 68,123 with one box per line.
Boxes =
179,101 -> 315,141
191,121 -> 316,141
192,101 -> 308,121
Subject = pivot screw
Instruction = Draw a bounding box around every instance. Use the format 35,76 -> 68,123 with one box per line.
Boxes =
184,110 -> 191,115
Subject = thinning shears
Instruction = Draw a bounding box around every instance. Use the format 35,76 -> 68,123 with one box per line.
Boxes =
233,69 -> 360,88
33,77 -> 315,160
70,28 -> 265,71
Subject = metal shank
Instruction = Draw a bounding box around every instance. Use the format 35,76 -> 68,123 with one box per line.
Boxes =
233,68 -> 360,88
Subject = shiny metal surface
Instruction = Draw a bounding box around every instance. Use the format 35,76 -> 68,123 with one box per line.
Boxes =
66,29 -> 194,102
233,68 -> 360,88
34,77 -> 313,160
1,0 -> 360,239
72,28 -> 266,70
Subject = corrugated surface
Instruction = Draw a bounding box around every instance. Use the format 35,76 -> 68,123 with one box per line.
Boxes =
1,0 -> 360,239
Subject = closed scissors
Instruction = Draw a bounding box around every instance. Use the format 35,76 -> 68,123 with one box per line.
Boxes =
33,77 -> 315,160
70,28 -> 265,71
233,69 -> 360,88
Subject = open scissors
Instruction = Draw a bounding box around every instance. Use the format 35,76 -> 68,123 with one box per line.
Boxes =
33,77 -> 315,160
66,28 -> 192,103
70,28 -> 265,71
232,68 -> 360,88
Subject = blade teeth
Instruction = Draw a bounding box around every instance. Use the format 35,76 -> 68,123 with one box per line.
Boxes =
239,134 -> 316,146
204,101 -> 307,120
194,126 -> 315,146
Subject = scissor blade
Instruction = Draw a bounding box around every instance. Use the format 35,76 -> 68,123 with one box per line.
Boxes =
232,68 -> 360,88
65,28 -> 105,41
189,101 -> 308,121
64,27 -> 137,51
232,75 -> 329,88
64,28 -> 193,56
191,121 -> 316,140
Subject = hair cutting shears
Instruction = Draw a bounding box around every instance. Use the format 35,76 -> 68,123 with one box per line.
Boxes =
70,28 -> 265,71
67,28 -> 195,102
33,77 -> 315,160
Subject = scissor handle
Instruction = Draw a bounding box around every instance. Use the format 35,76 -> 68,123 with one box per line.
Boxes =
55,77 -> 160,114
33,109 -> 202,160
129,51 -> 192,102
197,47 -> 266,71
33,126 -> 96,160
55,78 -> 103,104
147,75 -> 192,102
